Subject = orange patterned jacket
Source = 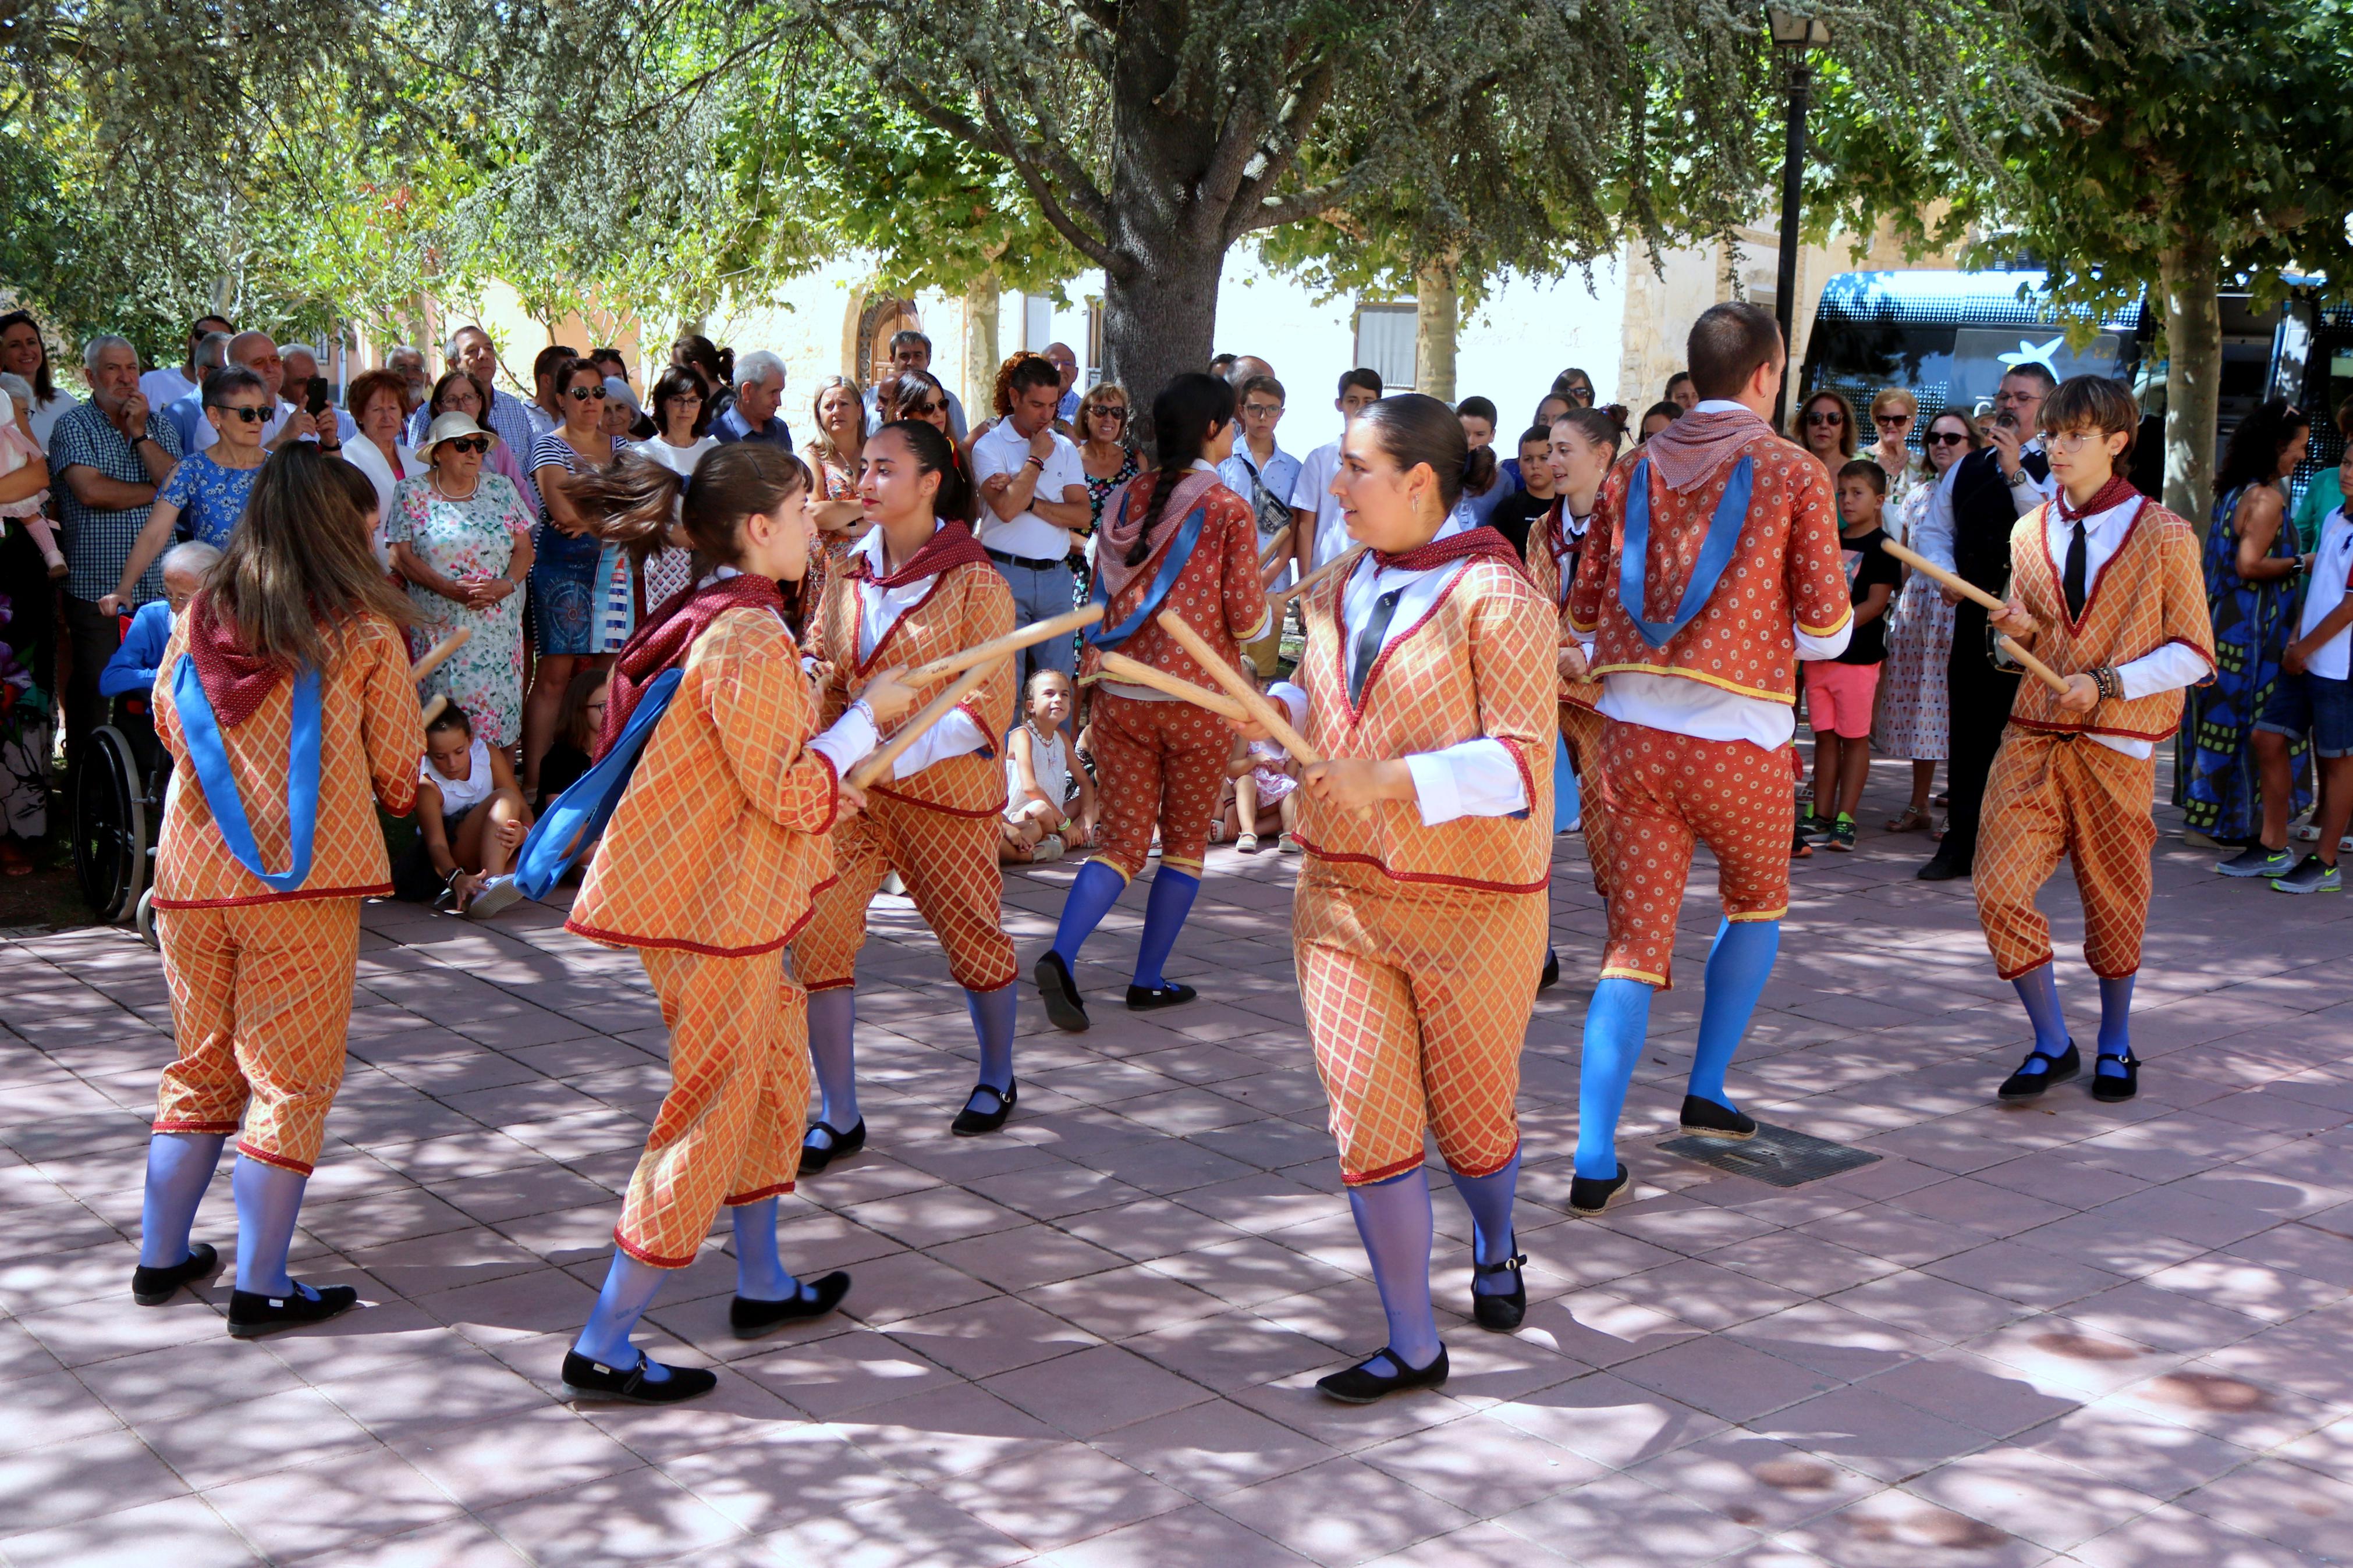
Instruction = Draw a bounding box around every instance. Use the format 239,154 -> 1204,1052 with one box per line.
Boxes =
567,606 -> 840,956
1081,477 -> 1269,689
1291,556 -> 1556,893
150,614 -> 421,909
1568,434 -> 1850,704
1521,504 -> 1605,715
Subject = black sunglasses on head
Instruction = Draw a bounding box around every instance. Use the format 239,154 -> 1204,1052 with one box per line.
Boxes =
207,403 -> 269,424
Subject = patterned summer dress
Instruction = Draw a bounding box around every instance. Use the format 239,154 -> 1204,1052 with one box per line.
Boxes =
385,472 -> 533,747
1872,477 -> 1955,760
2182,482 -> 2308,838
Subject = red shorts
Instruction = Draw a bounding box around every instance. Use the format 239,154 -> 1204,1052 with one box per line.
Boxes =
1802,660 -> 1881,740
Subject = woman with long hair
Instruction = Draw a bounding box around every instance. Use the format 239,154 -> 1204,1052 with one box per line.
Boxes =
792,419 -> 1024,1161
556,440 -> 915,1403
1033,373 -> 1269,1032
2190,397 -> 2317,865
131,445 -> 424,1338
670,333 -> 733,413
1797,389 -> 1858,472
803,375 -> 870,602
0,309 -> 77,447
1245,392 -> 1553,1401
1872,407 -> 1981,832
523,355 -> 631,792
1539,407 -> 1624,940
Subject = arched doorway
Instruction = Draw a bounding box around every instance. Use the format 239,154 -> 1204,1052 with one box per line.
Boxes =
852,296 -> 922,390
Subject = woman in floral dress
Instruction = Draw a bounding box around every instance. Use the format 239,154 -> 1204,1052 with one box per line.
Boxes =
1872,407 -> 1979,833
386,414 -> 536,751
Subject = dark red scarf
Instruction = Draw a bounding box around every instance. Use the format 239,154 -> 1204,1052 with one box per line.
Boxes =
2052,472 -> 2142,523
187,593 -> 288,728
1374,522 -> 1527,577
595,573 -> 784,758
849,519 -> 992,591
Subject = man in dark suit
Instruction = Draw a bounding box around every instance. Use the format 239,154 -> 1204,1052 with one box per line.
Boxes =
1919,364 -> 2058,880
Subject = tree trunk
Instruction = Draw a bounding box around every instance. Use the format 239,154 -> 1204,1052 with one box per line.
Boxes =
1099,235 -> 1222,436
2161,234 -> 2223,528
1415,261 -> 1458,403
962,271 -> 999,424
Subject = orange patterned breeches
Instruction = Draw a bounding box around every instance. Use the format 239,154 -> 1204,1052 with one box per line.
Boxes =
616,947 -> 810,1268
152,899 -> 363,1175
1294,859 -> 1546,1186
794,792 -> 1016,993
1561,700 -> 1614,901
1975,730 -> 2157,981
1598,719 -> 1794,990
1088,691 -> 1233,880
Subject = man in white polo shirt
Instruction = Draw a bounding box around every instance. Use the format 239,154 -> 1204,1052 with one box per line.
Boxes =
971,351 -> 1089,689
1289,368 -> 1385,574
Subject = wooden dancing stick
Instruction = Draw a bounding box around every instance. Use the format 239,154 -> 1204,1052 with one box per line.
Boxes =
1879,538 -> 2073,695
898,603 -> 1105,689
1098,652 -> 1250,721
409,628 -> 471,684
1268,545 -> 1365,610
420,693 -> 450,728
1152,610 -> 1324,765
846,657 -> 1007,790
1258,524 -> 1293,569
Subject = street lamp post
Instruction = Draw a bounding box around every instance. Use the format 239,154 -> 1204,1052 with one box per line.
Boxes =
1768,8 -> 1829,432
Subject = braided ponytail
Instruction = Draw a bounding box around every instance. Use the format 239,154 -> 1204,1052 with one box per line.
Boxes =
1130,372 -> 1236,567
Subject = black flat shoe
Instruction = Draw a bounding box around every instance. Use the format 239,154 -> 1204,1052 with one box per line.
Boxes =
1679,1094 -> 1756,1140
132,1241 -> 219,1306
1915,855 -> 1968,882
1035,951 -> 1089,1032
1316,1345 -> 1450,1404
731,1270 -> 851,1340
560,1349 -> 718,1404
1539,949 -> 1560,992
2091,1051 -> 2140,1103
798,1119 -> 865,1176
1568,1162 -> 1630,1215
1997,1041 -> 2080,1100
1126,980 -> 1198,1010
1471,1253 -> 1528,1331
951,1080 -> 1017,1137
226,1282 -> 359,1338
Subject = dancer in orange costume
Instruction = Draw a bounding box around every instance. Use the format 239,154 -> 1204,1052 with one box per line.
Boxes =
1236,393 -> 1553,1404
793,419 -> 1023,1159
132,447 -> 424,1338
557,442 -> 916,1403
1979,376 -> 2214,1105
1034,373 -> 1270,1032
1563,303 -> 1852,1214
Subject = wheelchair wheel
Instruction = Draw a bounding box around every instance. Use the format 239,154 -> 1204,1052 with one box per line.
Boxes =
135,888 -> 159,950
73,725 -> 146,923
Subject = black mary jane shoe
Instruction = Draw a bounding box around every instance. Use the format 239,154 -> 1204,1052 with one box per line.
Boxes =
1997,1041 -> 2081,1101
561,1349 -> 719,1405
226,1282 -> 359,1339
731,1270 -> 852,1341
1679,1094 -> 1757,1140
1471,1253 -> 1528,1332
2090,1051 -> 2141,1103
1567,1162 -> 1631,1216
132,1242 -> 221,1307
798,1119 -> 866,1176
1316,1345 -> 1450,1405
951,1080 -> 1018,1137
1126,980 -> 1198,1011
1915,854 -> 1968,883
1539,950 -> 1560,992
1035,951 -> 1090,1033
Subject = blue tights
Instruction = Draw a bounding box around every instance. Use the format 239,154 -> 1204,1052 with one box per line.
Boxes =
1448,1149 -> 1521,1296
1049,859 -> 1127,966
1132,867 -> 1199,990
1347,1168 -> 1440,1375
139,1132 -> 225,1269
232,1156 -> 313,1299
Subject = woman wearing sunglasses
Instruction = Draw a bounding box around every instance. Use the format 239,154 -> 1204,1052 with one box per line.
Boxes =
1862,388 -> 1923,513
1797,389 -> 1858,474
1873,408 -> 1982,834
384,412 -> 537,753
523,354 -> 631,794
100,365 -> 273,616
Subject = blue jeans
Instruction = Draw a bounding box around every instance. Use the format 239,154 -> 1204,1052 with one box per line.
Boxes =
993,557 -> 1078,692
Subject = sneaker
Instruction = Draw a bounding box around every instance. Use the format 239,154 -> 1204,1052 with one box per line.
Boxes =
1790,824 -> 1813,859
2217,845 -> 2295,879
1278,833 -> 1304,855
1828,815 -> 1857,852
1798,812 -> 1836,844
1236,832 -> 1259,855
1032,834 -> 1066,863
2272,855 -> 2341,895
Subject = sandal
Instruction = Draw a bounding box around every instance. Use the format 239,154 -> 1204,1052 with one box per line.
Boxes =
1886,806 -> 1933,833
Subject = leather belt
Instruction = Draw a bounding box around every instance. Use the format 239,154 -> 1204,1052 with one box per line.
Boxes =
986,548 -> 1070,573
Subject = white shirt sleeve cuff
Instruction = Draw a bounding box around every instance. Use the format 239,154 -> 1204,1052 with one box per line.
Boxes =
1795,621 -> 1854,661
895,709 -> 991,780
1404,738 -> 1528,826
2117,642 -> 2213,701
808,705 -> 881,775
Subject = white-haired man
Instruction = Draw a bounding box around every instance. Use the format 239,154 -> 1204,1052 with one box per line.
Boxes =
100,539 -> 220,703
404,326 -> 544,514
712,350 -> 792,446
384,346 -> 430,417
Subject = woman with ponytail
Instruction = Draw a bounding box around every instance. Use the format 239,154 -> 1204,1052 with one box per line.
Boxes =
133,446 -> 425,1340
792,418 -> 1025,1159
1235,393 -> 1555,1403
1032,373 -> 1269,1033
556,440 -> 917,1403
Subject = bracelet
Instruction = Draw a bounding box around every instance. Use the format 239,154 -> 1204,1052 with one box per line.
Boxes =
2091,663 -> 2123,701
1024,455 -> 1045,470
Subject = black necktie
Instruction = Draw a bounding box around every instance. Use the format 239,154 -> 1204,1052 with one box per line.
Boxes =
1350,588 -> 1403,705
2064,519 -> 2088,620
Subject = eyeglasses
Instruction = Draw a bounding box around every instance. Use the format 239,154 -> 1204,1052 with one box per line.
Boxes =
1873,411 -> 1912,425
2045,429 -> 2109,453
903,403 -> 942,418
1805,410 -> 1846,426
441,436 -> 489,455
567,385 -> 607,401
1241,403 -> 1282,418
1925,431 -> 1969,447
207,403 -> 269,423
1088,406 -> 1130,423
1566,387 -> 1595,403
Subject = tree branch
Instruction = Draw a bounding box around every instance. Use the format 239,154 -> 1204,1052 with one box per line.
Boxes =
974,88 -> 1121,272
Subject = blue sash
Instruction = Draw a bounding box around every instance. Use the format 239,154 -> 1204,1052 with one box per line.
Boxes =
172,658 -> 321,893
509,667 -> 682,899
1553,732 -> 1580,831
1086,497 -> 1208,652
1619,457 -> 1754,649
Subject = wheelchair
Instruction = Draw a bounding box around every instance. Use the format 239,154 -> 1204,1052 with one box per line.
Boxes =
73,696 -> 168,946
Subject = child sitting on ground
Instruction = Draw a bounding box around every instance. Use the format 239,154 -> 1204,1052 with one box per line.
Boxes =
1218,730 -> 1300,854
1002,669 -> 1096,863
1798,458 -> 1900,852
413,705 -> 533,916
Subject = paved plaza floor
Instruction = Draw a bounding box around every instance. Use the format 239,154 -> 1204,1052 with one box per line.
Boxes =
3,765 -> 2351,1566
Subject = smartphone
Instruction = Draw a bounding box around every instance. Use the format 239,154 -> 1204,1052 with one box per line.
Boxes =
303,376 -> 331,418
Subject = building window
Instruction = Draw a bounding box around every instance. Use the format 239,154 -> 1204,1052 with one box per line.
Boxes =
1355,303 -> 1416,391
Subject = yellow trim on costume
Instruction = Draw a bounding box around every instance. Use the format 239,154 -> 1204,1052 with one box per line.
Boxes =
1599,965 -> 1669,987
1565,610 -> 1599,635
1588,663 -> 1798,705
1797,606 -> 1854,638
1084,855 -> 1134,884
1160,856 -> 1205,876
1727,906 -> 1788,923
